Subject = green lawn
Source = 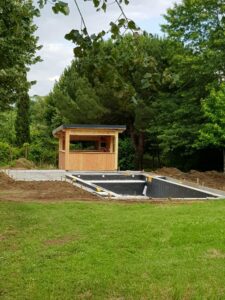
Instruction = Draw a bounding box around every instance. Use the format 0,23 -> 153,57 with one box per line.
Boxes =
1,200 -> 225,299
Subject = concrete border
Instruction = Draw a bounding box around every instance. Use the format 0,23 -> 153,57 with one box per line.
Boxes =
2,169 -> 67,181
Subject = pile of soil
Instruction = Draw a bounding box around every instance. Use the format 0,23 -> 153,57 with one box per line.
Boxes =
0,172 -> 98,202
0,172 -> 14,188
154,167 -> 225,191
11,158 -> 36,169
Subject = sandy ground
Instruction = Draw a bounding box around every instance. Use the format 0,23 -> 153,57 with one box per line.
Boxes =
154,167 -> 225,191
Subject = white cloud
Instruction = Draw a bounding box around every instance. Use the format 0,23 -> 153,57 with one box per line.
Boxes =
29,0 -> 180,96
48,75 -> 60,82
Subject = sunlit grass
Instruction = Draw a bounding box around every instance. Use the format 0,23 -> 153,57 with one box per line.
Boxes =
1,200 -> 225,299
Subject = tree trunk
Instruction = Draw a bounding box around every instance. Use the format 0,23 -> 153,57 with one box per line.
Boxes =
129,124 -> 145,170
223,149 -> 225,173
136,132 -> 144,170
15,93 -> 30,146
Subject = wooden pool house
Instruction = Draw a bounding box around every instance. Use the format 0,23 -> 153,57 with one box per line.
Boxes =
53,124 -> 126,171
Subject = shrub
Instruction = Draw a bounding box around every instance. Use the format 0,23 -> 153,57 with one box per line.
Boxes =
29,141 -> 57,166
0,142 -> 21,165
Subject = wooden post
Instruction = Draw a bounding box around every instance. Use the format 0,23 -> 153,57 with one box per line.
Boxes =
65,130 -> 70,170
109,136 -> 113,153
58,133 -> 63,169
59,133 -> 63,151
115,133 -> 119,170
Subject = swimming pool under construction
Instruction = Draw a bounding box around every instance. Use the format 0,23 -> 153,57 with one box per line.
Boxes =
66,172 -> 223,200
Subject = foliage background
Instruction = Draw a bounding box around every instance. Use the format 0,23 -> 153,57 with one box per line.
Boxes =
1,0 -> 225,171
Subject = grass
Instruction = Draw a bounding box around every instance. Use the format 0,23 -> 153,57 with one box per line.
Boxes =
1,200 -> 225,299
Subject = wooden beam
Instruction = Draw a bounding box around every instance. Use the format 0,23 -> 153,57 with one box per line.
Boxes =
64,130 -> 70,170
68,129 -> 121,136
114,133 -> 119,170
58,133 -> 63,151
109,136 -> 113,153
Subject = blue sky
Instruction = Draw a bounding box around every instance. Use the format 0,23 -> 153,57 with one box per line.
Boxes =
28,0 -> 179,96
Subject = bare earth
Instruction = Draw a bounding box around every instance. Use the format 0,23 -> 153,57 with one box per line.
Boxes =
1,168 -> 225,203
0,172 -> 98,202
154,167 -> 225,191
0,172 -> 168,204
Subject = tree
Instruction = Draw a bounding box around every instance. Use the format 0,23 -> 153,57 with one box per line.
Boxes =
47,35 -> 172,169
197,84 -> 225,171
159,0 -> 225,169
38,0 -> 139,57
0,0 -> 41,147
15,93 -> 30,145
162,0 -> 225,87
46,68 -> 106,131
29,96 -> 58,165
0,110 -> 16,144
0,0 -> 41,110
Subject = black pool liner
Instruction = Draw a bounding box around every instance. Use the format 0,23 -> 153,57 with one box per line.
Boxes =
70,173 -> 219,199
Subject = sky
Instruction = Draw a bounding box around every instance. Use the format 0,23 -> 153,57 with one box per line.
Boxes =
28,0 -> 179,96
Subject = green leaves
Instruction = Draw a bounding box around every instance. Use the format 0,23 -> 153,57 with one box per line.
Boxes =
93,0 -> 100,7
0,0 -> 40,110
65,29 -> 82,42
65,29 -> 92,57
163,0 -> 225,55
83,0 -> 130,11
52,1 -> 70,15
109,19 -> 139,40
128,20 -> 137,30
37,0 -> 47,9
197,84 -> 225,148
38,0 -> 70,15
110,22 -> 120,38
38,0 -> 139,57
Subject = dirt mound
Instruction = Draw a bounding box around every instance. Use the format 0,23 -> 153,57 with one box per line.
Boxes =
0,172 -> 14,188
154,168 -> 225,191
155,167 -> 184,178
12,158 -> 36,169
0,172 -> 98,202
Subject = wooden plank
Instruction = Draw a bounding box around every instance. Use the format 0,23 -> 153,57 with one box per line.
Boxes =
58,151 -> 65,169
67,152 -> 115,171
68,129 -> 121,136
109,136 -> 114,153
58,133 -> 63,150
64,130 -> 70,170
115,132 -> 119,170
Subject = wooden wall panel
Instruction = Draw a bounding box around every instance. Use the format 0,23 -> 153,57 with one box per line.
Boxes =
59,151 -> 65,169
67,152 -> 115,171
56,128 -> 123,171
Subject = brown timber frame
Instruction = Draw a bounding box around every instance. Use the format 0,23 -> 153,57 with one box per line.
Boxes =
53,124 -> 126,171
